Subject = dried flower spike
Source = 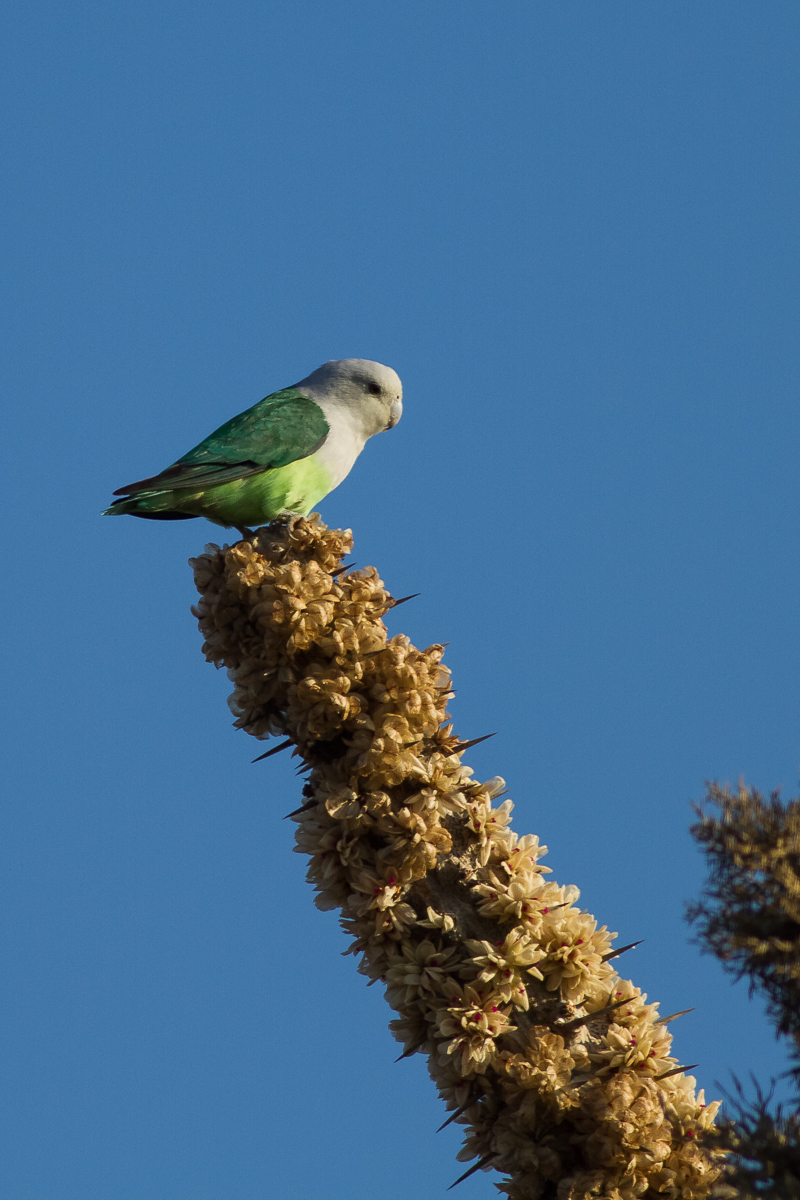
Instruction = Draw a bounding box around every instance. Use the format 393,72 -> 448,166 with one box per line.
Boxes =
191,515 -> 723,1199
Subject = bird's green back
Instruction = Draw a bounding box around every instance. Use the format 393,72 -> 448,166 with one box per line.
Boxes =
176,387 -> 329,471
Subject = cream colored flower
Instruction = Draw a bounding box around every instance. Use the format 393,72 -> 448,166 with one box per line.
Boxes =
437,984 -> 513,1076
360,901 -> 417,940
321,785 -> 363,820
498,1027 -> 576,1094
540,910 -> 616,1003
474,869 -> 567,928
418,906 -> 456,934
347,866 -> 405,913
503,833 -> 550,874
590,1018 -> 676,1077
465,782 -> 516,865
384,939 -> 462,1008
376,805 -> 452,881
464,930 -> 545,1009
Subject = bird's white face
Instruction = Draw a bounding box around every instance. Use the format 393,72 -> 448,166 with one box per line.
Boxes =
296,358 -> 403,439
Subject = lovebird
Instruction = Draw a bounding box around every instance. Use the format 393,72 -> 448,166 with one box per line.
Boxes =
103,358 -> 403,538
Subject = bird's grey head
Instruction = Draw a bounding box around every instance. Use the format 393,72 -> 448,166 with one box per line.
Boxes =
295,358 -> 403,438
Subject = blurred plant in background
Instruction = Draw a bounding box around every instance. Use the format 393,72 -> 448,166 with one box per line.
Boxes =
689,784 -> 800,1200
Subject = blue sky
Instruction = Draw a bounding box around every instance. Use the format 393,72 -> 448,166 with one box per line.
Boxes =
2,2 -> 799,1197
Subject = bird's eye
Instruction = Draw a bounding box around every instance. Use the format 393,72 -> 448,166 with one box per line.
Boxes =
368,382 -> 382,395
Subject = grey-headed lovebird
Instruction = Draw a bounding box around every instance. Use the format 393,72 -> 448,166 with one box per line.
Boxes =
103,359 -> 402,537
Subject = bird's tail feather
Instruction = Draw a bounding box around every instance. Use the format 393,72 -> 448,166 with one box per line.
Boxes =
102,496 -> 197,521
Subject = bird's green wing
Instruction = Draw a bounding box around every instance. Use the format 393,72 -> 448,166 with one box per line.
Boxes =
113,388 -> 329,497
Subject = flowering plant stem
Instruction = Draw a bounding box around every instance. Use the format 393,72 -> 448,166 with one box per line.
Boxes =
191,516 -> 721,1199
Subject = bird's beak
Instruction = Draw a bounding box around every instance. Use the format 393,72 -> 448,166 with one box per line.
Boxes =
385,398 -> 403,430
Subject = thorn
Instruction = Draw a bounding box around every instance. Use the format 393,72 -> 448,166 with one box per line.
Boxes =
295,762 -> 313,775
283,799 -> 319,820
394,1038 -> 426,1062
657,1008 -> 695,1026
455,733 -> 498,754
331,563 -> 356,577
655,1063 -> 699,1081
447,1154 -> 495,1189
437,1098 -> 475,1133
390,593 -> 421,608
252,738 -> 293,763
556,996 -> 630,1032
602,940 -> 643,963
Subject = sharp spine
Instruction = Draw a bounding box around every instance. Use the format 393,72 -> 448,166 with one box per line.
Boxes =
437,1098 -> 475,1133
394,1038 -> 426,1062
556,996 -> 630,1032
456,733 -> 498,753
252,738 -> 293,763
447,1154 -> 495,1189
657,1008 -> 695,1026
283,799 -> 319,820
654,1063 -> 699,1081
602,940 -> 643,962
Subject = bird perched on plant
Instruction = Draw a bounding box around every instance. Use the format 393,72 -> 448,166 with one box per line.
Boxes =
103,358 -> 402,538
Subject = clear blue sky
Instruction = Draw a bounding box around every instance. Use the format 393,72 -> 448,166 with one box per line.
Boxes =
2,3 -> 799,1197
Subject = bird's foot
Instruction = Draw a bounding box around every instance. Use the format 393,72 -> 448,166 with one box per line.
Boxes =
234,525 -> 255,541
